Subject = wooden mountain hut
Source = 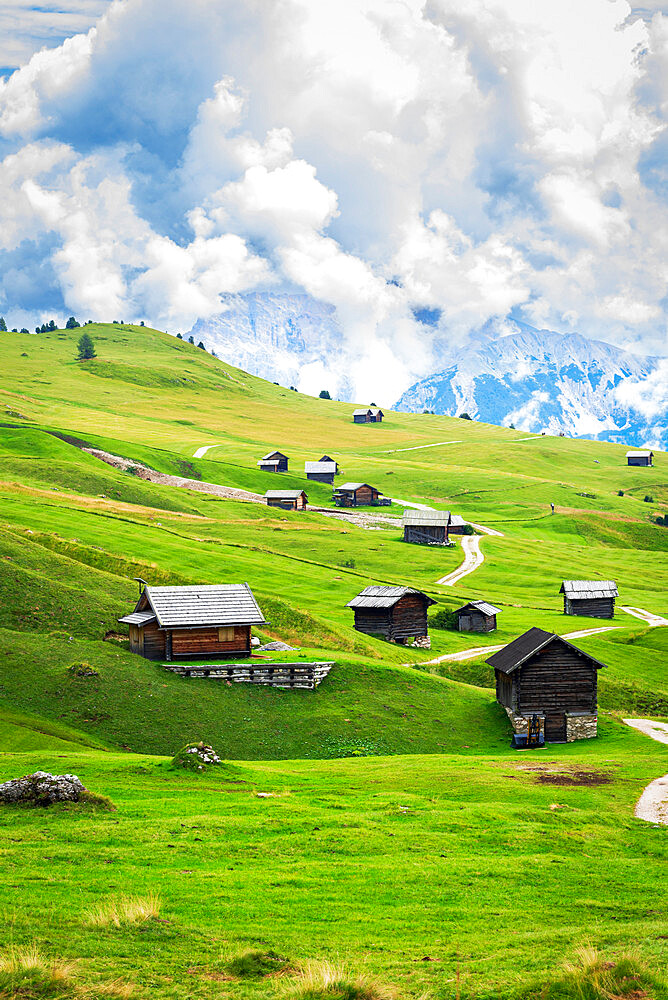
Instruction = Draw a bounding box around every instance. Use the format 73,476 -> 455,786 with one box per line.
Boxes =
448,514 -> 470,535
488,626 -> 605,742
353,408 -> 373,423
257,450 -> 289,472
305,460 -> 337,484
456,600 -> 501,632
318,455 -> 339,472
560,580 -> 618,619
403,509 -> 451,545
626,449 -> 653,467
265,489 -> 308,510
369,408 -> 384,423
346,586 -> 436,643
118,582 -> 266,661
333,482 -> 386,507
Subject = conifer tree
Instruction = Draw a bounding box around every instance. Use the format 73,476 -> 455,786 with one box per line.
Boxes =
76,332 -> 97,360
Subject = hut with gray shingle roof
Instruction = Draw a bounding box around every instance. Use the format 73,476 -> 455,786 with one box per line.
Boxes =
119,583 -> 265,660
560,580 -> 618,619
346,585 -> 435,643
455,600 -> 501,633
403,509 -> 451,545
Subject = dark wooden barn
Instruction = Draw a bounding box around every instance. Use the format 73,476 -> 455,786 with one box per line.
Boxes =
257,450 -> 289,472
305,460 -> 337,484
369,408 -> 384,422
346,586 -> 436,643
119,583 -> 266,661
448,514 -> 470,534
265,489 -> 308,510
560,580 -> 618,619
455,600 -> 500,632
403,509 -> 451,545
353,408 -> 373,423
626,449 -> 653,466
319,455 -> 339,472
333,482 -> 385,506
488,627 -> 605,742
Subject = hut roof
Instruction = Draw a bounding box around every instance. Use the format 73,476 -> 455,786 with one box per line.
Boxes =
305,461 -> 337,473
132,583 -> 266,628
352,408 -> 372,416
118,610 -> 156,626
559,580 -> 618,599
456,600 -> 501,617
486,627 -> 607,675
260,450 -> 288,461
347,586 -> 436,609
319,455 -> 336,462
402,509 -> 451,526
369,407 -> 384,416
264,490 -> 307,500
336,482 -> 377,492
626,449 -> 653,457
257,458 -> 280,466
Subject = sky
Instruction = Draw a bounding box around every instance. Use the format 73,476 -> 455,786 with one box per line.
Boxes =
2,0 -> 668,403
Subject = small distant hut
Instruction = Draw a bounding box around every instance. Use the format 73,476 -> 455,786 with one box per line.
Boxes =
353,408 -> 372,423
257,450 -> 289,472
346,586 -> 436,643
119,582 -> 266,661
265,489 -> 308,511
488,626 -> 605,742
403,509 -> 451,545
305,460 -> 337,484
455,600 -> 501,632
319,455 -> 339,472
448,514 -> 470,535
369,408 -> 384,423
560,580 -> 618,619
333,482 -> 385,507
626,449 -> 653,467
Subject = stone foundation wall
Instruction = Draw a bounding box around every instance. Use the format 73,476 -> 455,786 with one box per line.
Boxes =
566,714 -> 597,741
504,707 -> 544,734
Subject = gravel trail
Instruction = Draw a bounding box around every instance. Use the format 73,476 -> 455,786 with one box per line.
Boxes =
620,606 -> 668,627
623,720 -> 668,824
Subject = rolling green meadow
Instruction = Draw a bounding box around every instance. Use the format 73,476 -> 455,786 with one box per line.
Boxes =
0,323 -> 667,998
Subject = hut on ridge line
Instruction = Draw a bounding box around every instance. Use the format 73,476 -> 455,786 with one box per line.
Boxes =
265,489 -> 308,511
257,450 -> 289,472
560,580 -> 618,619
403,509 -> 451,545
118,582 -> 266,661
346,586 -> 435,643
626,449 -> 653,467
305,460 -> 337,484
455,600 -> 501,632
488,626 -> 605,742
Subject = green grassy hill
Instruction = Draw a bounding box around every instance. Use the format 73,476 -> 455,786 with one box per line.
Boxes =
0,323 -> 667,997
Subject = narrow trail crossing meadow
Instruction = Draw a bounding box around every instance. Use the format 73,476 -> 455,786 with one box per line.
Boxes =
423,625 -> 621,665
623,720 -> 668,825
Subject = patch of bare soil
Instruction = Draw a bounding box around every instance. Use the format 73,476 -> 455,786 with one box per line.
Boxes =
536,770 -> 612,786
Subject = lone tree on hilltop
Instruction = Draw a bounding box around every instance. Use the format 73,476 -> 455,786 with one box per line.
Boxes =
76,332 -> 97,360
459,412 -> 472,420
319,389 -> 331,399
65,316 -> 80,329
0,317 -> 6,332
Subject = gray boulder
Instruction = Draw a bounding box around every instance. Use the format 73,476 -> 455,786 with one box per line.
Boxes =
0,771 -> 86,806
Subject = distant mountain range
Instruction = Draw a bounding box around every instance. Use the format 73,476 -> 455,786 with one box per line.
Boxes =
188,294 -> 666,449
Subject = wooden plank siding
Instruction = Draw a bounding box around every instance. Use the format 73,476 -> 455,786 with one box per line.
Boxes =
170,625 -> 251,659
458,608 -> 496,632
138,621 -> 166,660
352,594 -> 428,642
404,525 -> 448,545
517,647 -> 597,716
564,596 -> 615,619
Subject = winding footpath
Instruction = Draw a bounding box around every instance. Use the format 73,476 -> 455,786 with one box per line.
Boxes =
623,720 -> 668,825
436,522 -> 505,586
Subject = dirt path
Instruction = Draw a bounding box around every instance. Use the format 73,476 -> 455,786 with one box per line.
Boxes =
620,606 -> 668,627
435,522 -> 505,586
622,719 -> 668,824
193,444 -> 218,459
424,625 -> 620,665
381,440 -> 462,454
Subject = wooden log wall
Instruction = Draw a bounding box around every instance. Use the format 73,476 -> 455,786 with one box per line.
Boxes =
166,661 -> 334,690
564,597 -> 615,619
307,472 -> 335,483
404,525 -> 447,545
353,608 -> 392,638
170,625 -> 251,658
390,594 -> 428,641
517,647 -> 597,716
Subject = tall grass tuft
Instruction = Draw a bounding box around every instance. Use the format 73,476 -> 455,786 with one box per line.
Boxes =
533,945 -> 666,1000
84,892 -> 161,929
224,949 -> 291,979
0,946 -> 132,999
281,960 -> 398,1000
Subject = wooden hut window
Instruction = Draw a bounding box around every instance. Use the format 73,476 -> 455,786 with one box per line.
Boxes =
218,627 -> 235,641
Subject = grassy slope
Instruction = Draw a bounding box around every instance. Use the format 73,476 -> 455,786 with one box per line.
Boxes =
1,324 -> 667,994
